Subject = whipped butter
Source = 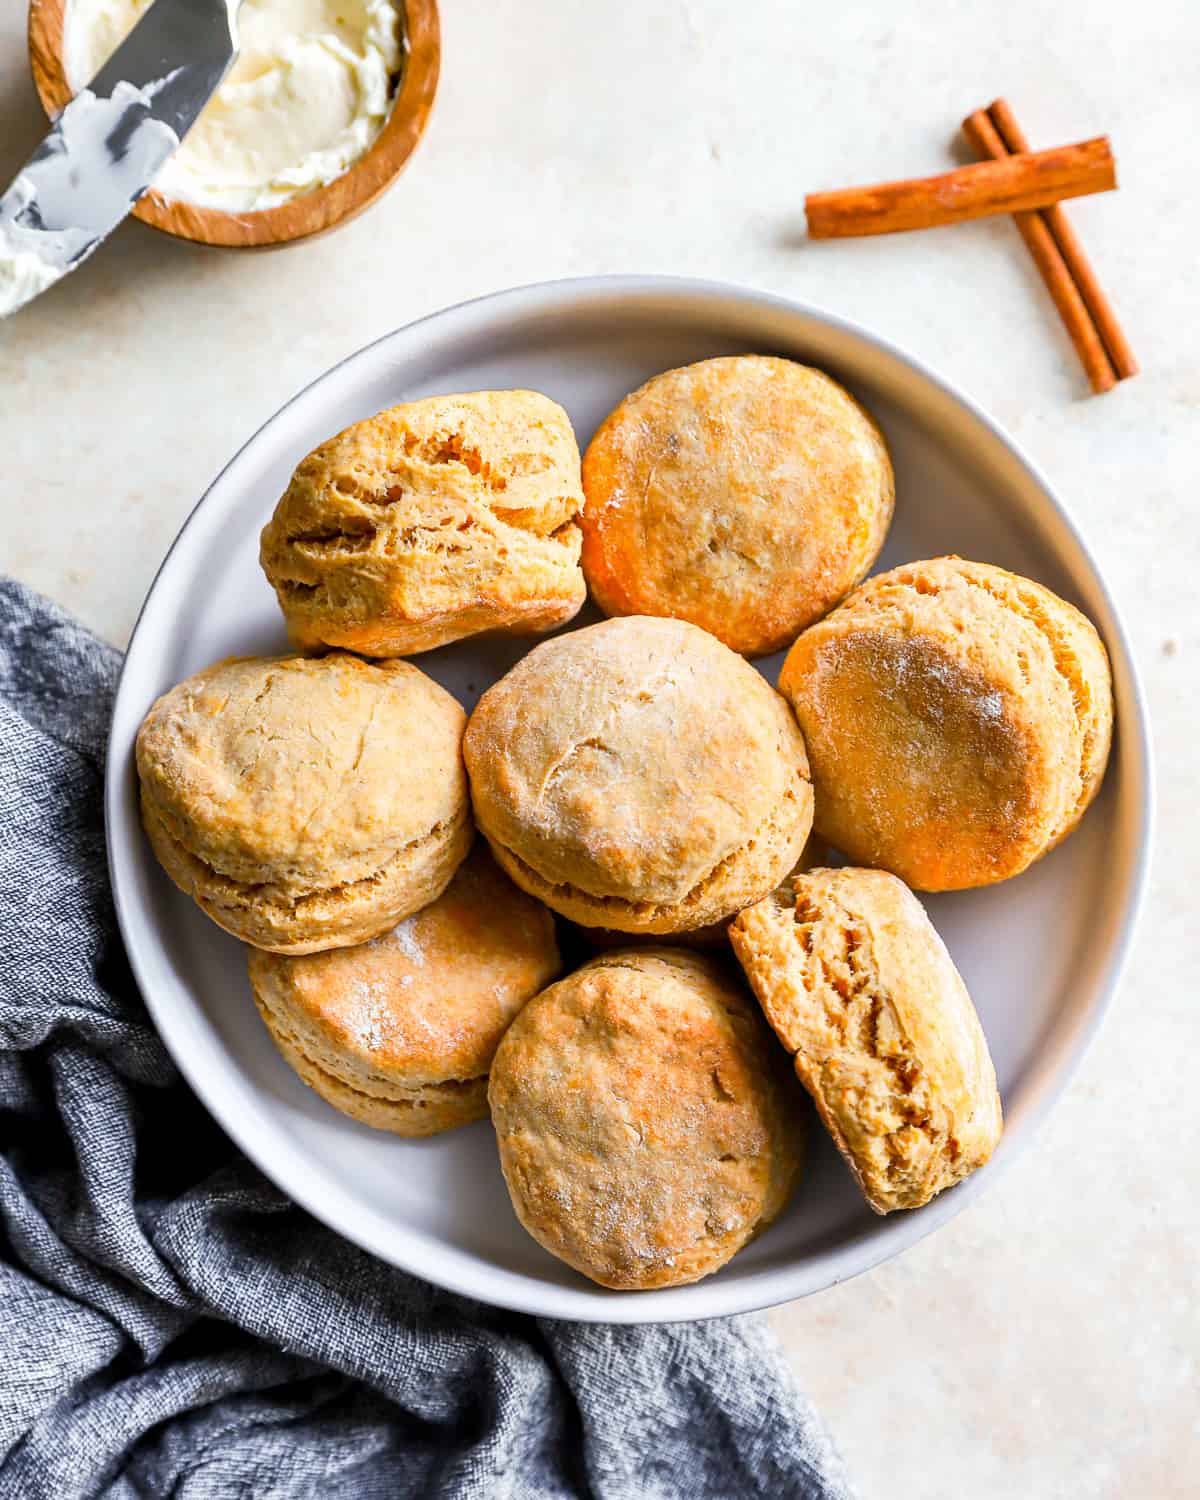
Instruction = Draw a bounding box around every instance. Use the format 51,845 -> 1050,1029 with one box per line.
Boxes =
64,0 -> 403,211
0,217 -> 66,314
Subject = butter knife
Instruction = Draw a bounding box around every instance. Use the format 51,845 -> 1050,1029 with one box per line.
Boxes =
0,0 -> 240,320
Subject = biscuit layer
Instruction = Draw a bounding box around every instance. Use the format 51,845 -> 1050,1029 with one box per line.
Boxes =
248,845 -> 561,1133
778,557 -> 1113,890
142,792 -> 472,955
464,616 -> 814,932
257,1006 -> 490,1135
568,835 -> 831,953
260,390 -> 586,656
136,653 -> 471,952
488,948 -> 805,1288
731,867 -> 1002,1213
581,356 -> 894,657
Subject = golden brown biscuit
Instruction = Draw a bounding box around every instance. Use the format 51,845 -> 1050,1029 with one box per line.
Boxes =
488,948 -> 805,1288
730,867 -> 1002,1213
247,845 -> 561,1135
260,391 -> 586,656
464,616 -> 814,933
778,557 -> 1113,890
580,356 -> 894,657
574,833 -> 831,953
136,653 -> 472,954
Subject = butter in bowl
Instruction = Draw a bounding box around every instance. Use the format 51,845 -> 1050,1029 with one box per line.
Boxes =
27,0 -> 441,248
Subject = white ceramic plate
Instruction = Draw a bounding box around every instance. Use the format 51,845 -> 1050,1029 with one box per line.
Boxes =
105,277 -> 1152,1322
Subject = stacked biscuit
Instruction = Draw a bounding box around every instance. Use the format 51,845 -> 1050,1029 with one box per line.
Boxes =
137,359 -> 1113,1290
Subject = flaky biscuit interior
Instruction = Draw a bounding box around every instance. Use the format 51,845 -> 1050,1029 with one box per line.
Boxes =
731,866 -> 1002,1213
260,390 -> 586,656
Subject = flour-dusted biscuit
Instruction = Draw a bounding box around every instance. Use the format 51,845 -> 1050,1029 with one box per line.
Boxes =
136,653 -> 472,953
488,948 -> 805,1288
261,391 -> 586,656
778,557 -> 1113,890
464,615 -> 814,934
580,356 -> 894,657
731,867 -> 1002,1213
247,845 -> 561,1134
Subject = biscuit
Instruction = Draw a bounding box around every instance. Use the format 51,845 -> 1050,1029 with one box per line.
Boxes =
260,391 -> 586,656
247,845 -> 561,1135
136,653 -> 472,954
778,557 -> 1113,890
730,867 -> 1002,1213
580,356 -> 894,657
488,948 -> 805,1288
464,616 -> 814,933
574,834 -> 830,954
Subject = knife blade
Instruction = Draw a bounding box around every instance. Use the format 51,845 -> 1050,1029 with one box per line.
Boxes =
0,0 -> 240,320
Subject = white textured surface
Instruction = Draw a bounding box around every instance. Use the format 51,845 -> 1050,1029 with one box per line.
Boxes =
1,1 -> 1196,1495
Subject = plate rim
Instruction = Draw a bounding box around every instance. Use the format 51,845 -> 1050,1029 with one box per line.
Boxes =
104,273 -> 1155,1323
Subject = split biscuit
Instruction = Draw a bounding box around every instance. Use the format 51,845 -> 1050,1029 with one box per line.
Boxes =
731,866 -> 1002,1213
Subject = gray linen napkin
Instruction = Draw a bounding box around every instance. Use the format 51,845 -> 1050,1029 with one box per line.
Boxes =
0,577 -> 856,1500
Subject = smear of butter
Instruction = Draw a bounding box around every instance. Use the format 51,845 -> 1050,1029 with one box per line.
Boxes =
0,220 -> 64,315
0,80 -> 180,317
65,0 -> 403,211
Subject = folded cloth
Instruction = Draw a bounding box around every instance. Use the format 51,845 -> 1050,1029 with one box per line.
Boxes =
0,578 -> 856,1500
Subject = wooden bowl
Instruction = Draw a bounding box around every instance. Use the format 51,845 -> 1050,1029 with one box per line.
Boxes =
28,0 -> 440,248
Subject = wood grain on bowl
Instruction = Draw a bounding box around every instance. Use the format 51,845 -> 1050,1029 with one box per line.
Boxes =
27,0 -> 440,248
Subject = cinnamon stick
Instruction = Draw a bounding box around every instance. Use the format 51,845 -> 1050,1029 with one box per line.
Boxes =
962,110 -> 1116,394
805,137 -> 1115,239
987,98 -> 1138,380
